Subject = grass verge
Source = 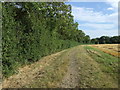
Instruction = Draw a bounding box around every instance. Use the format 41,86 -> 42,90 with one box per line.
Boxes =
84,46 -> 118,82
25,50 -> 70,88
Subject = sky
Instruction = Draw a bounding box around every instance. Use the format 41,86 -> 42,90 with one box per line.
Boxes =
65,0 -> 119,39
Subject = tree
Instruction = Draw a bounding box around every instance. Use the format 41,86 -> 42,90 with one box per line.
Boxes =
91,36 -> 120,44
84,35 -> 90,44
2,2 -> 90,77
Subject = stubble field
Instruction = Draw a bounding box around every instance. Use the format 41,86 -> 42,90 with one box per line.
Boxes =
89,44 -> 120,58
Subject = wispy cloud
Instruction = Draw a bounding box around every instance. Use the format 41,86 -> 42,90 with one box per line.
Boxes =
71,1 -> 118,38
84,29 -> 118,38
72,6 -> 117,24
107,7 -> 114,10
105,0 -> 119,10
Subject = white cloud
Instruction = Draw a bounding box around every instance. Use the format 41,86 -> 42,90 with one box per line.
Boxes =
72,6 -> 105,23
107,7 -> 114,10
83,29 -> 118,38
86,8 -> 93,10
78,23 -> 118,38
105,0 -> 119,9
72,6 -> 117,24
71,2 -> 118,38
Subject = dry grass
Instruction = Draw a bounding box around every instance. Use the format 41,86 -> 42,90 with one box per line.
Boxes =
2,45 -> 118,88
2,50 -> 67,88
89,44 -> 120,58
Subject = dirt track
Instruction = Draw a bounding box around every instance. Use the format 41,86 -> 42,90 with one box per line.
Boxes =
2,45 -> 118,88
59,47 -> 79,88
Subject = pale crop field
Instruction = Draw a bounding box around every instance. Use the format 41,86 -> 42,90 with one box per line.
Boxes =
89,44 -> 120,58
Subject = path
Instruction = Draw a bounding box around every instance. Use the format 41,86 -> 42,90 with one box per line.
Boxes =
59,47 -> 80,88
2,45 -> 118,88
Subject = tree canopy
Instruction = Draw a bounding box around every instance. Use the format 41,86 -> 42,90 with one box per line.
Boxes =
2,2 -> 91,77
91,36 -> 120,44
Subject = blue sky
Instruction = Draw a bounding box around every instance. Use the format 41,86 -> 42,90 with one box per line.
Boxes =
65,0 -> 118,38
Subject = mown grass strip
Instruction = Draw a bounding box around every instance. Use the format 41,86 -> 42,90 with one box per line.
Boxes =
84,46 -> 118,82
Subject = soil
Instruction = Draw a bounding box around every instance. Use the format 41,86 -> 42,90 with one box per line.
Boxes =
59,48 -> 80,88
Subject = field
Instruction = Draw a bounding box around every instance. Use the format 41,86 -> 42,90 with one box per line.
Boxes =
84,45 -> 118,84
89,44 -> 120,58
2,45 -> 118,88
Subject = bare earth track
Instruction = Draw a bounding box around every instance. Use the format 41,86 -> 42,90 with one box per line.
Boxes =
2,45 -> 118,88
59,47 -> 80,88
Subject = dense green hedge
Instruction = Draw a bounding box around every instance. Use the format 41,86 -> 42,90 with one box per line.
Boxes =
2,2 -> 90,77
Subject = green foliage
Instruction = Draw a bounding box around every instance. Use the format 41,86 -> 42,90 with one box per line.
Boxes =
91,36 -> 120,44
2,2 -> 90,78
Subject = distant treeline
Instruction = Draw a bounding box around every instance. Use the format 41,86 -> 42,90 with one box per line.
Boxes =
91,36 -> 120,44
2,2 -> 90,77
